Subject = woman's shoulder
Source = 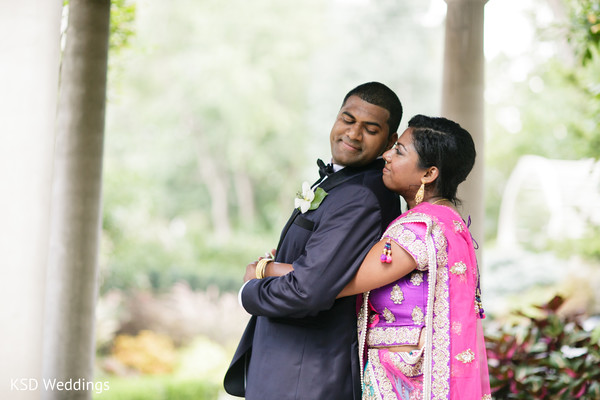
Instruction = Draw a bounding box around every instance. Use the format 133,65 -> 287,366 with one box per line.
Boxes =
390,203 -> 466,233
386,207 -> 436,232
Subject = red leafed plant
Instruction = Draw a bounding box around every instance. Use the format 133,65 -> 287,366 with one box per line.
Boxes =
485,295 -> 600,399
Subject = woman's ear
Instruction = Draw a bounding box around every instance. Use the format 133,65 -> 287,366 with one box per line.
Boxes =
423,166 -> 439,184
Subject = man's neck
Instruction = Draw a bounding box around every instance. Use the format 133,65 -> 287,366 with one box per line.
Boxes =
332,155 -> 384,171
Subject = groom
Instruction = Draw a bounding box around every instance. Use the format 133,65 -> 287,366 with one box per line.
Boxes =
224,82 -> 403,400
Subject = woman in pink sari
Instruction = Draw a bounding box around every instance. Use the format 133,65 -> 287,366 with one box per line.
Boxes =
338,115 -> 491,399
250,115 -> 491,399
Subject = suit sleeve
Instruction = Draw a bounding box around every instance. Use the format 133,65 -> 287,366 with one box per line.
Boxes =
241,184 -> 384,318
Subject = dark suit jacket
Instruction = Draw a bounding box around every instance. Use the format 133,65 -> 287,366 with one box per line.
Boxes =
224,159 -> 400,400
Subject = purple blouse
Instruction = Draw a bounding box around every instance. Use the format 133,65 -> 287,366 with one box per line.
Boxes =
366,220 -> 433,348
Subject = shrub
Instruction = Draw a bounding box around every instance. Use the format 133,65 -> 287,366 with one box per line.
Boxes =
93,376 -> 219,400
486,295 -> 600,399
112,330 -> 177,374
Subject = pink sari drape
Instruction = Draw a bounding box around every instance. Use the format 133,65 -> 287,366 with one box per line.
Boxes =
358,203 -> 491,400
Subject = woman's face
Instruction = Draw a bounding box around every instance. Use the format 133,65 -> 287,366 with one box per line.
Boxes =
382,128 -> 427,197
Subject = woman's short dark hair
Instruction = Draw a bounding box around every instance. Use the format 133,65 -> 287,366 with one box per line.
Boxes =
343,82 -> 403,138
408,114 -> 476,203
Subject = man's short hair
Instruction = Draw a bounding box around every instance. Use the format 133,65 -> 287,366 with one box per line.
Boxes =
342,82 -> 403,137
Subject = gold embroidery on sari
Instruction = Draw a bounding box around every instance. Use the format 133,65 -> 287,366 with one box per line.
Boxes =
363,357 -> 380,400
455,349 -> 475,364
451,321 -> 462,336
367,326 -> 421,346
383,307 -> 396,323
450,261 -> 467,275
431,226 -> 450,400
437,250 -> 448,269
367,349 -> 396,400
387,350 -> 424,377
377,212 -> 457,399
453,220 -> 464,232
410,241 -> 428,271
433,224 -> 447,250
369,314 -> 378,326
385,218 -> 429,271
390,284 -> 404,304
410,271 -> 423,286
412,306 -> 424,325
358,303 -> 366,326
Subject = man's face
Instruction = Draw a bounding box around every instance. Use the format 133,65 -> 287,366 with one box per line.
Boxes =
329,95 -> 396,167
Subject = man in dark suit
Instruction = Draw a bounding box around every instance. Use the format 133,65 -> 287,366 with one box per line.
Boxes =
224,82 -> 403,400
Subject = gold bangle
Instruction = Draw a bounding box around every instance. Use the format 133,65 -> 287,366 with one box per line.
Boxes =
255,258 -> 272,279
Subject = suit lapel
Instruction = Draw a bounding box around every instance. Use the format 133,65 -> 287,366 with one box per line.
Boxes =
275,159 -> 384,255
320,158 -> 384,192
275,208 -> 301,255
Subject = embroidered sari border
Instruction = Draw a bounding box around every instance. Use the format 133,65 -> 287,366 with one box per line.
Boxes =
366,326 -> 421,347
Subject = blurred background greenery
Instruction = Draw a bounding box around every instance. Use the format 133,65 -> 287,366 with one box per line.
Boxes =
93,0 -> 600,398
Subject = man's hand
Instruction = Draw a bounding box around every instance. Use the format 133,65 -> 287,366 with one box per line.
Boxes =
244,261 -> 258,283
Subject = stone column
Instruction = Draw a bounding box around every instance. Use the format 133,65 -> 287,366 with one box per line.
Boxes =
0,1 -> 62,399
442,0 -> 488,247
42,1 -> 111,399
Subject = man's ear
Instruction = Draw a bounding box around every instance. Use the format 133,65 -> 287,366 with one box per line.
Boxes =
384,132 -> 398,152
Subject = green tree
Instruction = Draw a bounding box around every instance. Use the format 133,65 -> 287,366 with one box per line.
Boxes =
484,0 -> 600,242
100,0 -> 444,293
564,0 -> 600,63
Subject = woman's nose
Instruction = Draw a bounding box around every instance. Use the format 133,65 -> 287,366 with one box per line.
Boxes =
383,149 -> 392,162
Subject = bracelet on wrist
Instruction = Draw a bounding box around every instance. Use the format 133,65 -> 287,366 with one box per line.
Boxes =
255,257 -> 272,279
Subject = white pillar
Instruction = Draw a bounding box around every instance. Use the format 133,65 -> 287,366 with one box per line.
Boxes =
442,0 -> 487,247
42,1 -> 111,399
0,1 -> 62,399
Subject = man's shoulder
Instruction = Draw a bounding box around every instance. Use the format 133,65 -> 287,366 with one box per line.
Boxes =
338,165 -> 392,196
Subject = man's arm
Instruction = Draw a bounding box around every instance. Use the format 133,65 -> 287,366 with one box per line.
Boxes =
241,185 -> 384,318
243,261 -> 293,283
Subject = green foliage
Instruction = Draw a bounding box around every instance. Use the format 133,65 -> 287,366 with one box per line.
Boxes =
486,295 -> 600,399
565,0 -> 600,64
112,330 -> 177,374
550,224 -> 600,262
94,376 -> 219,400
99,214 -> 277,293
110,0 -> 136,53
62,0 -> 135,53
102,0 -> 444,293
484,1 -> 600,243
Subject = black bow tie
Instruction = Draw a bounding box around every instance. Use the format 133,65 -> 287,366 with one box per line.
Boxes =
317,159 -> 334,178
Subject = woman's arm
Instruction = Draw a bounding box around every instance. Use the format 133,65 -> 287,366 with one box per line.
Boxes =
243,239 -> 416,298
337,238 -> 417,298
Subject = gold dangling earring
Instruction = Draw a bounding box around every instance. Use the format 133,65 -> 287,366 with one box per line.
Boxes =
414,179 -> 425,205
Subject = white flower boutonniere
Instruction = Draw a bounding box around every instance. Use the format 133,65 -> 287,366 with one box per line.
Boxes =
294,181 -> 328,213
